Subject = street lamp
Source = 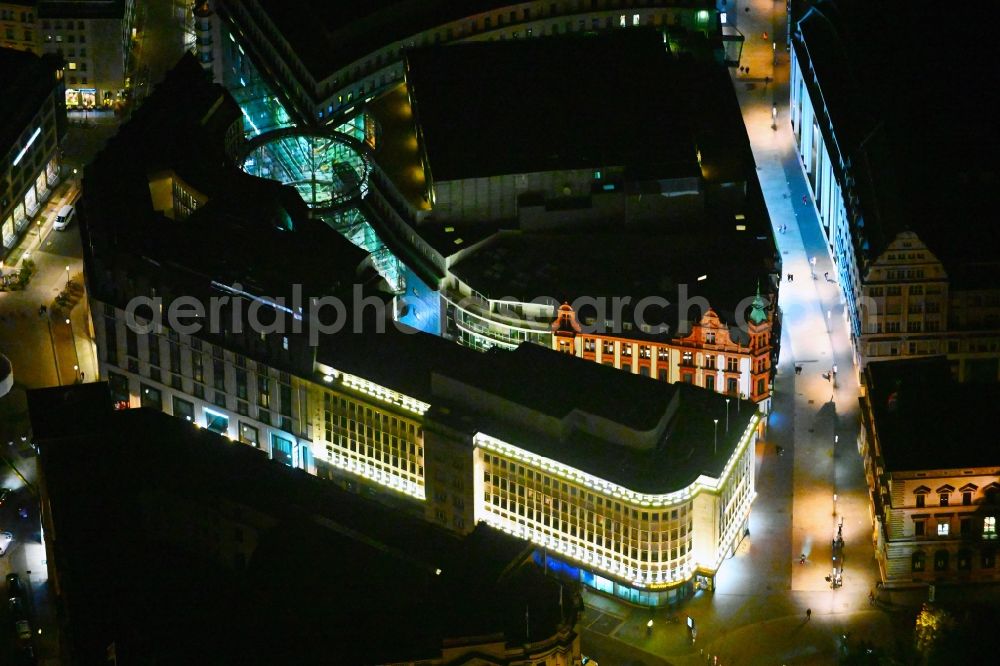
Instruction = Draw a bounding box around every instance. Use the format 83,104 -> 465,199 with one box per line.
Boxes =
725,398 -> 730,433
771,105 -> 777,130
713,419 -> 719,455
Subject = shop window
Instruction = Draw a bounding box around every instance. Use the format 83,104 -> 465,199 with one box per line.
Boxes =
271,433 -> 294,466
204,407 -> 229,435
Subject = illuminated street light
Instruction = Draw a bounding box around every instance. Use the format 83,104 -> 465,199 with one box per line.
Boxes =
725,398 -> 730,433
713,418 -> 719,455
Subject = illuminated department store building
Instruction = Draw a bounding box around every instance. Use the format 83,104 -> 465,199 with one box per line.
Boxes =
84,54 -> 759,606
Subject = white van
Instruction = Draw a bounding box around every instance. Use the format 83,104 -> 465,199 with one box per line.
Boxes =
53,204 -> 75,231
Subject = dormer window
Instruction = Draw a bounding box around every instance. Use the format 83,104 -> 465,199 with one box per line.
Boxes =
705,331 -> 716,344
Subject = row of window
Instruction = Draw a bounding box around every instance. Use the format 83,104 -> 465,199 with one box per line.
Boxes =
911,548 -> 995,572
915,489 -> 998,509
483,455 -> 690,524
0,9 -> 32,22
104,312 -> 294,429
41,19 -> 85,30
913,516 -> 996,539
322,392 -> 424,483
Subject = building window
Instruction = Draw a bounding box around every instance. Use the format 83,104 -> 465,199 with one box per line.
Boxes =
957,549 -> 972,571
682,351 -> 693,366
984,516 -> 997,539
983,550 -> 996,569
916,494 -> 925,509
705,331 -> 715,344
172,396 -> 194,421
960,518 -> 972,536
213,359 -> 226,391
239,422 -> 259,447
258,374 -> 270,408
963,491 -> 973,506
914,520 -> 925,537
108,371 -> 129,405
705,375 -> 715,391
937,522 -> 949,537
934,550 -> 949,571
204,407 -> 229,435
140,384 -> 161,410
911,552 -> 925,572
705,354 -> 715,369
939,493 -> 949,507
726,378 -> 738,394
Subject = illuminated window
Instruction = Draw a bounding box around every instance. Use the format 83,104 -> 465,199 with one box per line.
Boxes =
985,517 -> 997,539
937,522 -> 949,537
632,14 -> 640,26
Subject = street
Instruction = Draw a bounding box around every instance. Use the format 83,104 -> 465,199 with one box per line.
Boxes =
580,1 -> 892,663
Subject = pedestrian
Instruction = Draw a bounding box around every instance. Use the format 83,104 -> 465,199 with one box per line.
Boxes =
824,271 -> 829,281
802,194 -> 808,205
806,608 -> 812,620
789,273 -> 794,282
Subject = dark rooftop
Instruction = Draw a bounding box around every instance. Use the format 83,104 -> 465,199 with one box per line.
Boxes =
796,1 -> 1000,286
864,357 -> 1000,472
0,47 -> 60,152
435,344 -> 759,493
448,229 -> 776,329
31,384 -> 575,664
407,30 -> 708,181
254,0 -> 714,83
316,320 -> 482,404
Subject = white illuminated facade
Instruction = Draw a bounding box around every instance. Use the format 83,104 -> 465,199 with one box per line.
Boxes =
474,415 -> 759,605
311,374 -> 427,501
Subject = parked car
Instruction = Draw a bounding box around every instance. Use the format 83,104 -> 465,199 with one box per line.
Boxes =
53,203 -> 75,231
7,573 -> 25,600
0,531 -> 12,556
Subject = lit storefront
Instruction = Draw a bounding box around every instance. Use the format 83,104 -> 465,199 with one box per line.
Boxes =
65,87 -> 97,108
